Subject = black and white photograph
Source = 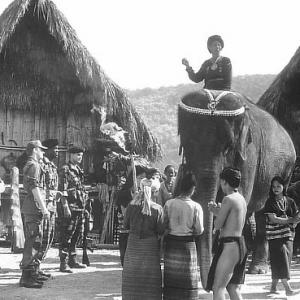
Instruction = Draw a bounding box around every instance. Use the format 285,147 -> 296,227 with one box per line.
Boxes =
0,0 -> 300,299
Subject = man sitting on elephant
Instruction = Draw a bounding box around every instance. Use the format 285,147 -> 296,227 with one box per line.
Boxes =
207,167 -> 248,300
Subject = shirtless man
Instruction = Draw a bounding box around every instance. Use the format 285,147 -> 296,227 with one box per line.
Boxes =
207,167 -> 248,300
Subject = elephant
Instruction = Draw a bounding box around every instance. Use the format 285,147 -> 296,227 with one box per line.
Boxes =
177,89 -> 296,288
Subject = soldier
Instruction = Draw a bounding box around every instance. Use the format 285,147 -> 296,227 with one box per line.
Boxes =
19,140 -> 49,288
58,146 -> 87,272
35,139 -> 59,278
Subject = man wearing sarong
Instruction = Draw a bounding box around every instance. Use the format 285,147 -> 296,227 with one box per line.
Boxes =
35,139 -> 59,278
58,146 -> 87,272
163,173 -> 204,300
207,167 -> 248,300
19,140 -> 49,288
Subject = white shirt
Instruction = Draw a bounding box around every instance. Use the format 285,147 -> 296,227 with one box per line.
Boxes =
164,197 -> 204,236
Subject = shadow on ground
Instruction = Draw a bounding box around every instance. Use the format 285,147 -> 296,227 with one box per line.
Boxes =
0,247 -> 122,300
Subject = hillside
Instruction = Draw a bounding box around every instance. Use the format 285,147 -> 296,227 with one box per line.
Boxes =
127,74 -> 276,170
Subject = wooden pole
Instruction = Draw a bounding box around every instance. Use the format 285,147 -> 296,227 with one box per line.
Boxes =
131,155 -> 137,193
10,167 -> 25,252
100,189 -> 114,244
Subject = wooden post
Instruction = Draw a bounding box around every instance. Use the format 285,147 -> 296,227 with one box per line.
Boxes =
100,188 -> 116,244
131,155 -> 137,193
10,167 -> 25,252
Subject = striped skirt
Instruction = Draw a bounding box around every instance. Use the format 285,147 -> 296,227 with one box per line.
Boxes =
122,234 -> 162,300
163,235 -> 199,300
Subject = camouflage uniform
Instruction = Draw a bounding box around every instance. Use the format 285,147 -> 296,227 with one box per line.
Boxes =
20,156 -> 45,271
36,156 -> 58,262
58,162 -> 88,268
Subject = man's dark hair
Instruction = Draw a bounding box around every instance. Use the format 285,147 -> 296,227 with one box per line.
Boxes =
181,173 -> 196,193
220,167 -> 241,188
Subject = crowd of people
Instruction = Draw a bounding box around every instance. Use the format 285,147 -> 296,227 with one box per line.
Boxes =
2,33 -> 300,300
117,163 -> 300,300
118,33 -> 300,299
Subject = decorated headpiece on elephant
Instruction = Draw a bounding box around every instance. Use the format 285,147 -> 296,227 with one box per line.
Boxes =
178,89 -> 296,288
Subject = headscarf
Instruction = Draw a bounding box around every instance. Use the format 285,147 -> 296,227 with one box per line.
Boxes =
131,177 -> 161,216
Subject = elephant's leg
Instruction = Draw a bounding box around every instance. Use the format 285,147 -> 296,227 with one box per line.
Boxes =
248,209 -> 269,274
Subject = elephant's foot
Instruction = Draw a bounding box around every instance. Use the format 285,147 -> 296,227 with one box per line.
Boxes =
247,262 -> 269,274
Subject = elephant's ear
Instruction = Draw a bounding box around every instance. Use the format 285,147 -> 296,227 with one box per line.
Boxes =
237,109 -> 252,161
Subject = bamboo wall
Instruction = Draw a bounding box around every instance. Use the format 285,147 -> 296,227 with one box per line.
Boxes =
0,107 -> 96,179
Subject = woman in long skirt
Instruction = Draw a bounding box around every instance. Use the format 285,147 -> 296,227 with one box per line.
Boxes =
264,176 -> 300,296
163,173 -> 204,300
122,177 -> 164,300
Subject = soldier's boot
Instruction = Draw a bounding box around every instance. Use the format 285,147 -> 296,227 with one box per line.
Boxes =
32,268 -> 49,282
68,254 -> 86,269
37,264 -> 52,279
19,270 -> 43,289
38,269 -> 51,278
59,253 -> 73,273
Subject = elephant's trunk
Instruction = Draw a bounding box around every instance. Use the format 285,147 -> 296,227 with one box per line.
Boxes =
194,170 -> 220,289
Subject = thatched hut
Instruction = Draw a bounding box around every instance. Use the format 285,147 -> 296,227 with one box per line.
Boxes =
258,46 -> 300,153
0,0 -> 161,179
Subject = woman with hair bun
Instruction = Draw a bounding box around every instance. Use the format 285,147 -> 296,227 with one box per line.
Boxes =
182,34 -> 232,90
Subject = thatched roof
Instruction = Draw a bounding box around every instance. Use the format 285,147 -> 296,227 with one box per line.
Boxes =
258,46 -> 300,153
0,0 -> 161,161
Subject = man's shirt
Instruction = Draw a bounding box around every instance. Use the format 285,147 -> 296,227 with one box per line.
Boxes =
22,156 -> 45,215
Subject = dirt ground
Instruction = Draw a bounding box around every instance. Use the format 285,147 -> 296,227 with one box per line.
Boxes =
1,245 -> 300,300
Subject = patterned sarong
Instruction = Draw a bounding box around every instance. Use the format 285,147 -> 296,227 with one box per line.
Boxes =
122,234 -> 162,300
163,235 -> 199,300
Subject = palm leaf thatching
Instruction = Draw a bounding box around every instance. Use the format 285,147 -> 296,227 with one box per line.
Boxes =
258,46 -> 300,153
0,0 -> 161,161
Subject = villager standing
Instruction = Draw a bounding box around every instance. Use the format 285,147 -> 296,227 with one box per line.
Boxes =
19,140 -> 49,288
182,35 -> 232,90
264,176 -> 300,296
122,177 -> 164,300
35,139 -> 59,278
116,166 -> 147,266
157,165 -> 176,207
163,173 -> 204,300
207,167 -> 248,300
287,180 -> 300,256
140,168 -> 161,204
58,146 -> 87,272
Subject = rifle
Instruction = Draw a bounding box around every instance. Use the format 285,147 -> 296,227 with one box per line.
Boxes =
82,196 -> 94,266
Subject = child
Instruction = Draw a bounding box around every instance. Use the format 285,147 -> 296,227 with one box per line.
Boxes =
157,165 -> 176,206
264,176 -> 300,296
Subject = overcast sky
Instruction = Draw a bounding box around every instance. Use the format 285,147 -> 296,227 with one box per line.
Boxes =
0,0 -> 299,89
